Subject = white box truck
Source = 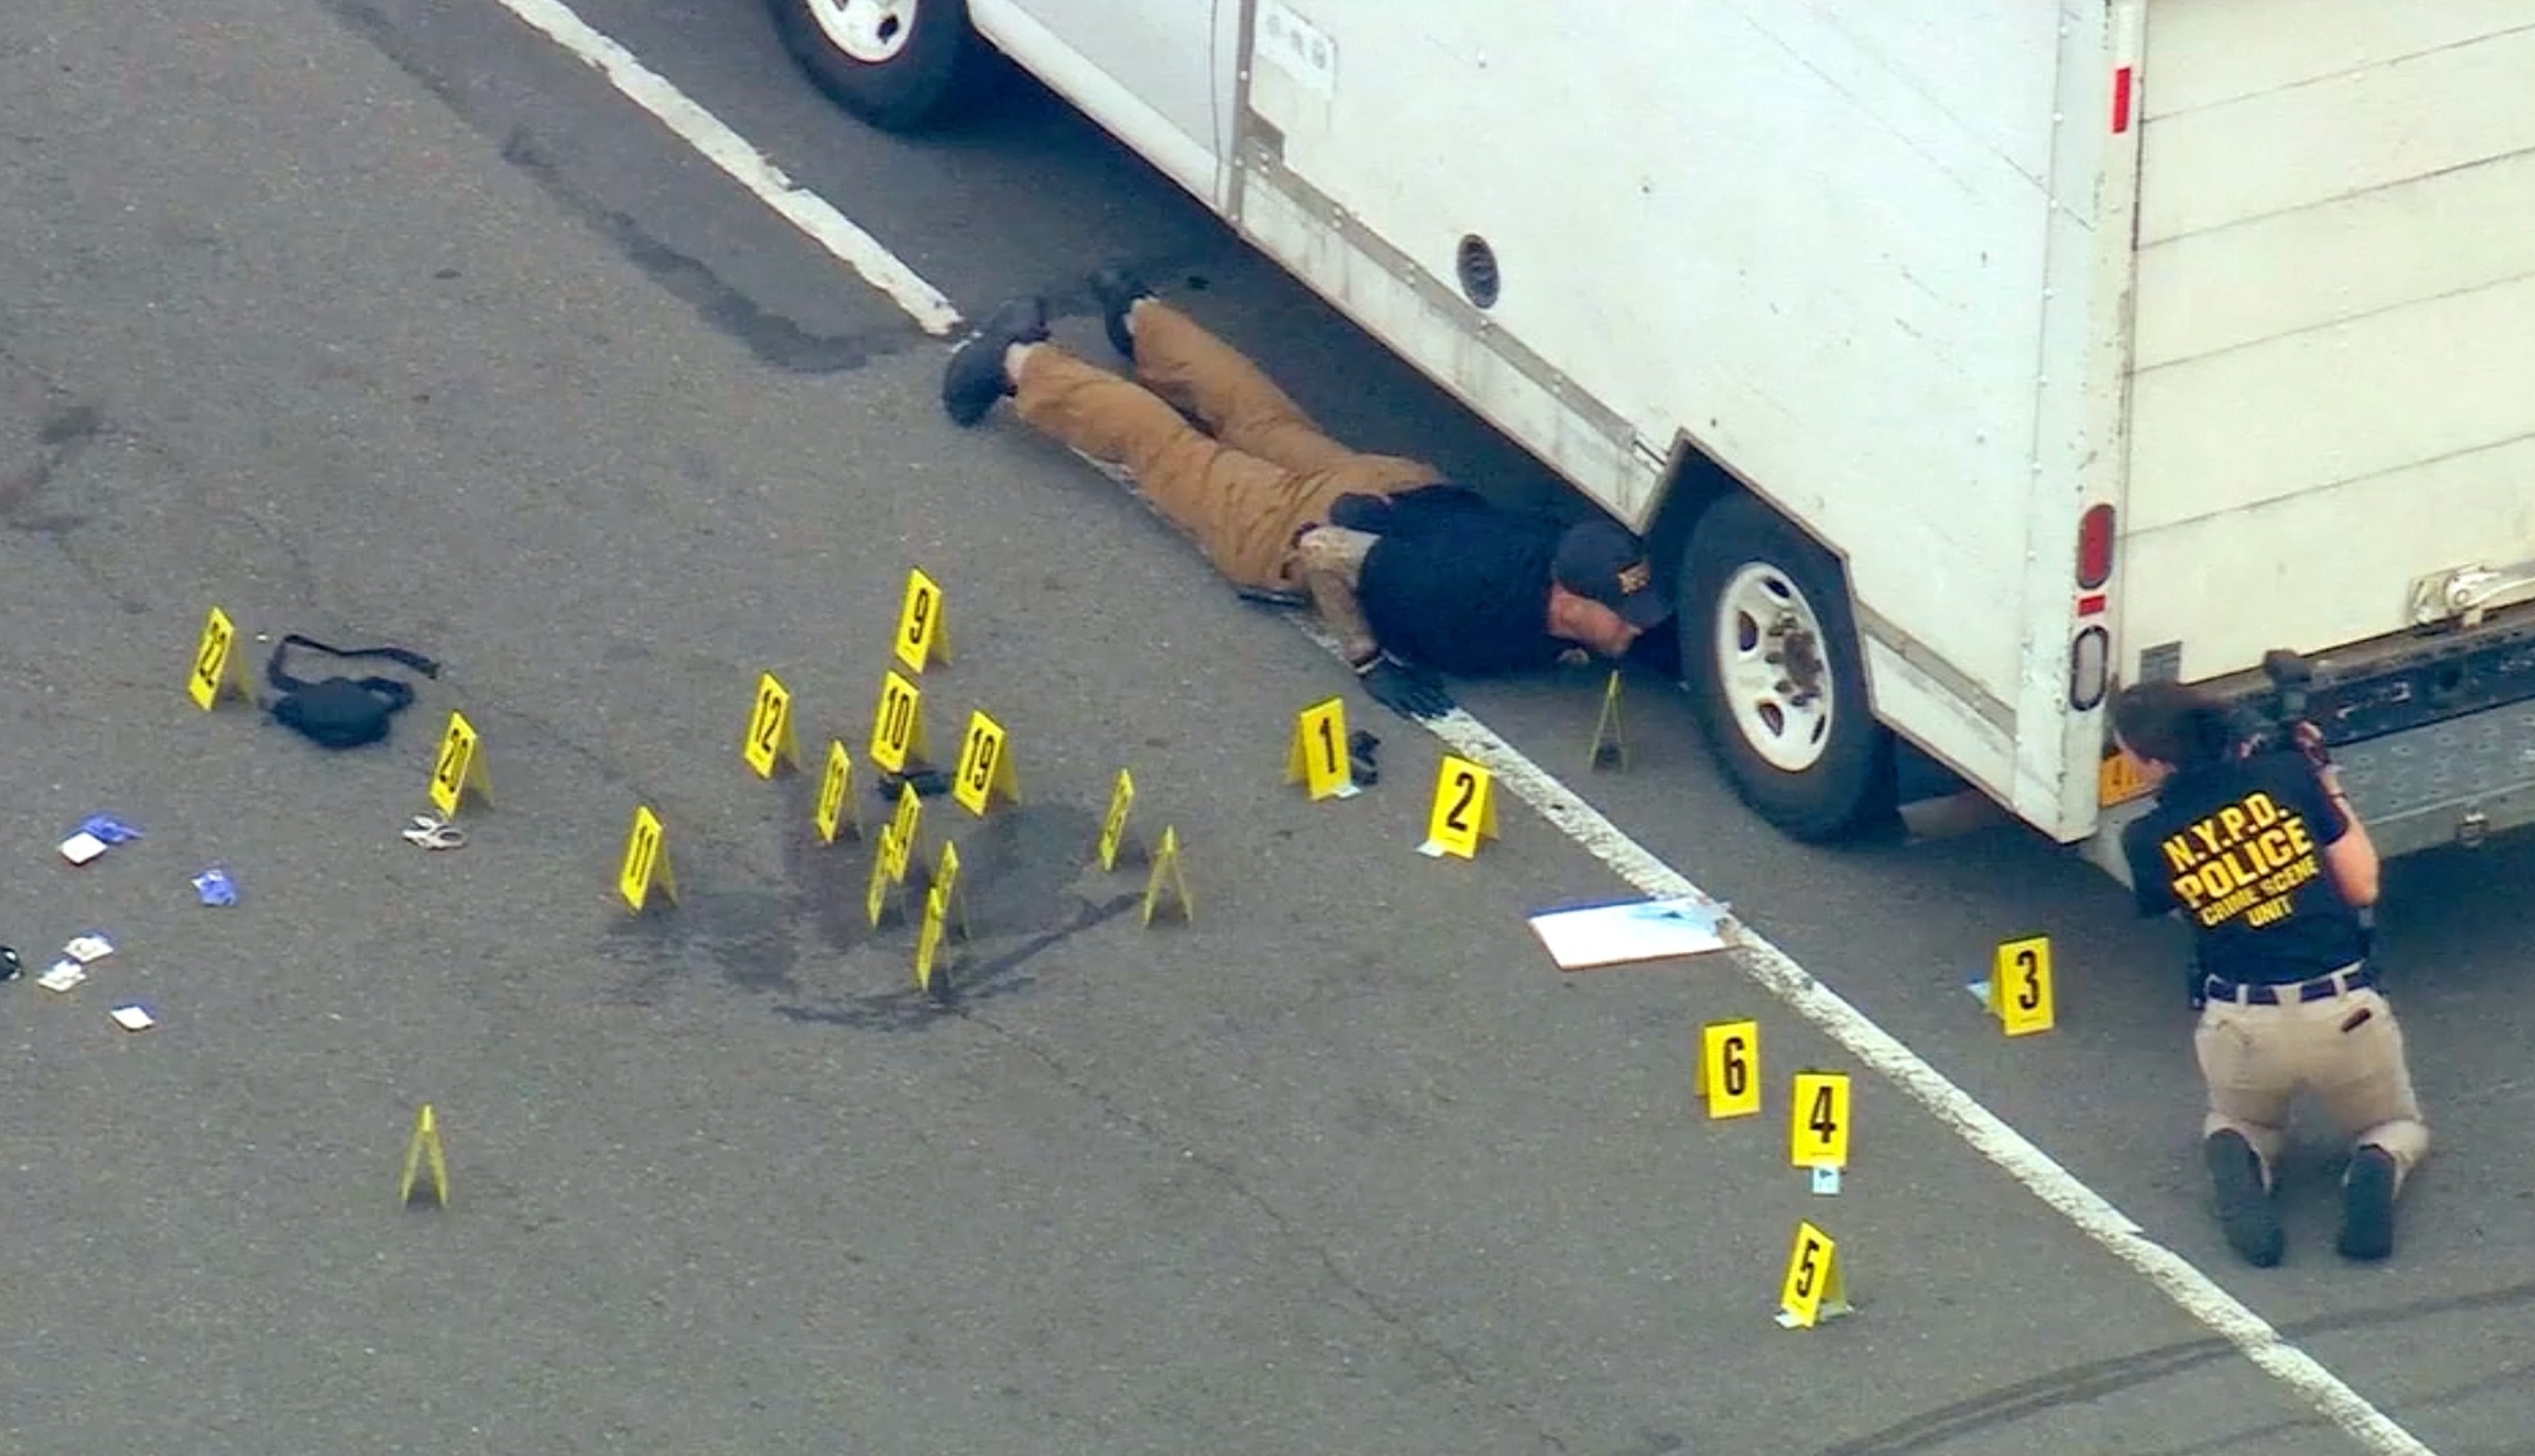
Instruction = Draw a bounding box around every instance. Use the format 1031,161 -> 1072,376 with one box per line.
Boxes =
772,0 -> 2535,880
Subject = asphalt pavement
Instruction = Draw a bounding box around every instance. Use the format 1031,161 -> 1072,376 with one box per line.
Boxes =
2,2 -> 2532,1454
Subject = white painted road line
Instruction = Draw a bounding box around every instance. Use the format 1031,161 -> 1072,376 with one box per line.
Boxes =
491,0 -> 965,337
485,2 -> 2438,1450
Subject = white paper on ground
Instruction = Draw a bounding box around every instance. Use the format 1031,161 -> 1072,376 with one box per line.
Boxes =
110,1005 -> 156,1032
37,962 -> 87,992
1527,896 -> 1730,970
59,832 -> 107,865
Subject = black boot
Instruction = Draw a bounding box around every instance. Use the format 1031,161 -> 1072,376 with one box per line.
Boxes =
941,296 -> 1050,426
2205,1129 -> 2283,1267
1088,264 -> 1152,361
2337,1147 -> 2398,1260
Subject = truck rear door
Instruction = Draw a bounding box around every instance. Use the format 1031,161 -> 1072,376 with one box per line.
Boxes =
2113,0 -> 2535,856
2122,0 -> 2535,685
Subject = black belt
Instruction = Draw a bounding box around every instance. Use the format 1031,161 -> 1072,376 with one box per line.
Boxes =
2202,964 -> 2372,1006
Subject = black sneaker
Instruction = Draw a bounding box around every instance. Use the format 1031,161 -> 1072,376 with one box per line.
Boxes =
941,295 -> 1050,426
2338,1147 -> 2398,1261
1088,264 -> 1152,360
2204,1130 -> 2283,1267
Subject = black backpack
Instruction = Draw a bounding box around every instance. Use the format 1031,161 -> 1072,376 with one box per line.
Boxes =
264,634 -> 441,749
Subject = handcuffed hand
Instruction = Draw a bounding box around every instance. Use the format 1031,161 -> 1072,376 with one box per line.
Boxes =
1357,653 -> 1456,720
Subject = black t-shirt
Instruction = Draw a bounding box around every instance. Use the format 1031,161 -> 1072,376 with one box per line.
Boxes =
2119,752 -> 2367,984
1356,497 -> 1570,677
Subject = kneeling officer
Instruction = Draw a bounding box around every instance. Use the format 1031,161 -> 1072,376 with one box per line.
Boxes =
2113,680 -> 2429,1266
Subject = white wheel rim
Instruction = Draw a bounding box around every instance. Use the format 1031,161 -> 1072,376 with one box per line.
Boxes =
1712,562 -> 1838,774
806,0 -> 918,63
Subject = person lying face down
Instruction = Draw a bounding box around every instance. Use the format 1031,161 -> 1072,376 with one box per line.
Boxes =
1293,482 -> 1670,714
938,267 -> 1672,719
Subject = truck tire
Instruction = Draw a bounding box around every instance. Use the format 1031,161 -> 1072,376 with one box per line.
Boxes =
1678,493 -> 1895,842
769,0 -> 984,134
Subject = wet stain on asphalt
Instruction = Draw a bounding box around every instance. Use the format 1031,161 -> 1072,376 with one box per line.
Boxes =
2,397 -> 103,535
771,889 -> 1141,1034
601,774 -> 1124,1028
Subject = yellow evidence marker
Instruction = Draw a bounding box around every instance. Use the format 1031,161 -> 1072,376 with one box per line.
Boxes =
1695,1019 -> 1762,1119
894,567 -> 951,673
866,825 -> 907,928
911,840 -> 973,997
1971,934 -> 2057,1037
869,668 -> 928,775
1790,1072 -> 1852,1180
884,780 -> 923,883
617,803 -> 680,912
1775,1220 -> 1853,1329
814,739 -> 862,844
187,605 -> 247,711
427,710 -> 493,819
914,883 -> 952,997
1418,754 -> 1499,859
1142,825 -> 1192,926
742,671 -> 802,779
931,840 -> 972,941
1095,768 -> 1138,871
1588,669 -> 1629,771
1286,696 -> 1357,801
399,1103 -> 450,1209
951,709 -> 1019,817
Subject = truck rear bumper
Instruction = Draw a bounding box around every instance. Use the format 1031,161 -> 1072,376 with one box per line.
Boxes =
2333,697 -> 2535,858
2078,697 -> 2535,888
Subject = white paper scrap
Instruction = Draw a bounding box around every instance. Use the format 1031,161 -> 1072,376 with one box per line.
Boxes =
64,934 -> 115,964
110,1005 -> 156,1032
37,962 -> 87,993
1527,896 -> 1730,971
59,832 -> 108,865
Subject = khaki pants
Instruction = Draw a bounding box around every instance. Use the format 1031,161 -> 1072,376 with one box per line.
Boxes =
1013,301 -> 1443,591
2197,978 -> 2430,1193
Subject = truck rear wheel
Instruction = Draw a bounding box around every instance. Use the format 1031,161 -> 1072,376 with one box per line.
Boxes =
769,0 -> 984,133
1678,493 -> 1895,841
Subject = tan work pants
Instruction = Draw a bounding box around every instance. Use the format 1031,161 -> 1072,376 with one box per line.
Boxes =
1013,301 -> 1443,591
2197,978 -> 2431,1193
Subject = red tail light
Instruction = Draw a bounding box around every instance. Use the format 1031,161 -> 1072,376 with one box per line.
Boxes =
2076,504 -> 2116,590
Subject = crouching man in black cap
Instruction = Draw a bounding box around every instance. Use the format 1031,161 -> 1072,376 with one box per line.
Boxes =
938,267 -> 1672,720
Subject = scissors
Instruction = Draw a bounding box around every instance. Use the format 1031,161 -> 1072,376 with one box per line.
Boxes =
401,813 -> 467,851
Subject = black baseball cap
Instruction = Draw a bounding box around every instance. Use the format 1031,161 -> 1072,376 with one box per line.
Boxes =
1552,520 -> 1672,629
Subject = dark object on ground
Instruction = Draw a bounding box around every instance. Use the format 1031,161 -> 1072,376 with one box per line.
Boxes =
1348,730 -> 1381,786
0,946 -> 20,982
265,634 -> 441,749
876,767 -> 954,800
